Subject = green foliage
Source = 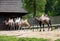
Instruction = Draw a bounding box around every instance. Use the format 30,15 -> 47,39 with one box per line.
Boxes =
22,0 -> 46,13
45,0 -> 60,16
36,0 -> 46,12
22,0 -> 46,18
53,0 -> 60,16
22,0 -> 60,18
22,0 -> 34,12
22,13 -> 33,19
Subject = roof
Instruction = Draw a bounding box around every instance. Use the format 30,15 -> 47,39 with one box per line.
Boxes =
0,0 -> 28,13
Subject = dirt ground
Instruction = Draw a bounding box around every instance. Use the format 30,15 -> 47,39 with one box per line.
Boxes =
0,28 -> 60,41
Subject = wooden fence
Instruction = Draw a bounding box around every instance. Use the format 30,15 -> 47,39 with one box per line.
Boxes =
0,16 -> 60,30
28,16 -> 60,27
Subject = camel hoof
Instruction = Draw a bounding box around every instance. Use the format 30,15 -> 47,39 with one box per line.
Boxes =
39,30 -> 41,31
43,30 -> 45,31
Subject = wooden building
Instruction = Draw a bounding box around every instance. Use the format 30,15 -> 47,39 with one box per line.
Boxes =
0,0 -> 28,30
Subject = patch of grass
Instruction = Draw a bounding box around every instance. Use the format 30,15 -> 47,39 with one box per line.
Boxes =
0,36 -> 18,41
55,39 -> 60,41
0,36 -> 48,41
18,38 -> 48,41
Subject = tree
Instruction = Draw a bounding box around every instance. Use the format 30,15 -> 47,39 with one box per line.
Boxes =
22,0 -> 60,17
22,0 -> 46,18
22,0 -> 34,12
45,0 -> 55,14
45,0 -> 60,16
54,0 -> 60,16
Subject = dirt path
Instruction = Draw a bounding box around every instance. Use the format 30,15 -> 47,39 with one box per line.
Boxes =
0,29 -> 60,41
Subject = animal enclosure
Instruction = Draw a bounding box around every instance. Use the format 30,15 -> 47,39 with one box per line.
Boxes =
0,16 -> 60,30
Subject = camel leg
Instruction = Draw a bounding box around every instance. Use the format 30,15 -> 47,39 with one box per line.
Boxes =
6,25 -> 9,30
9,26 -> 12,30
43,24 -> 45,31
15,25 -> 16,30
40,24 -> 41,31
49,21 -> 52,31
50,25 -> 53,31
26,25 -> 30,31
14,25 -> 16,30
47,24 -> 50,31
18,25 -> 21,30
14,24 -> 16,30
12,24 -> 15,30
13,25 -> 15,30
50,23 -> 52,31
39,22 -> 41,31
37,23 -> 39,31
26,22 -> 30,29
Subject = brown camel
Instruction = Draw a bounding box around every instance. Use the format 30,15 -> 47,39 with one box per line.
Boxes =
35,14 -> 52,31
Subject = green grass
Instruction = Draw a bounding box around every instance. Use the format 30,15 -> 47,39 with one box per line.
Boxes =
0,36 -> 48,41
0,36 -> 18,41
18,38 -> 48,41
55,39 -> 60,41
